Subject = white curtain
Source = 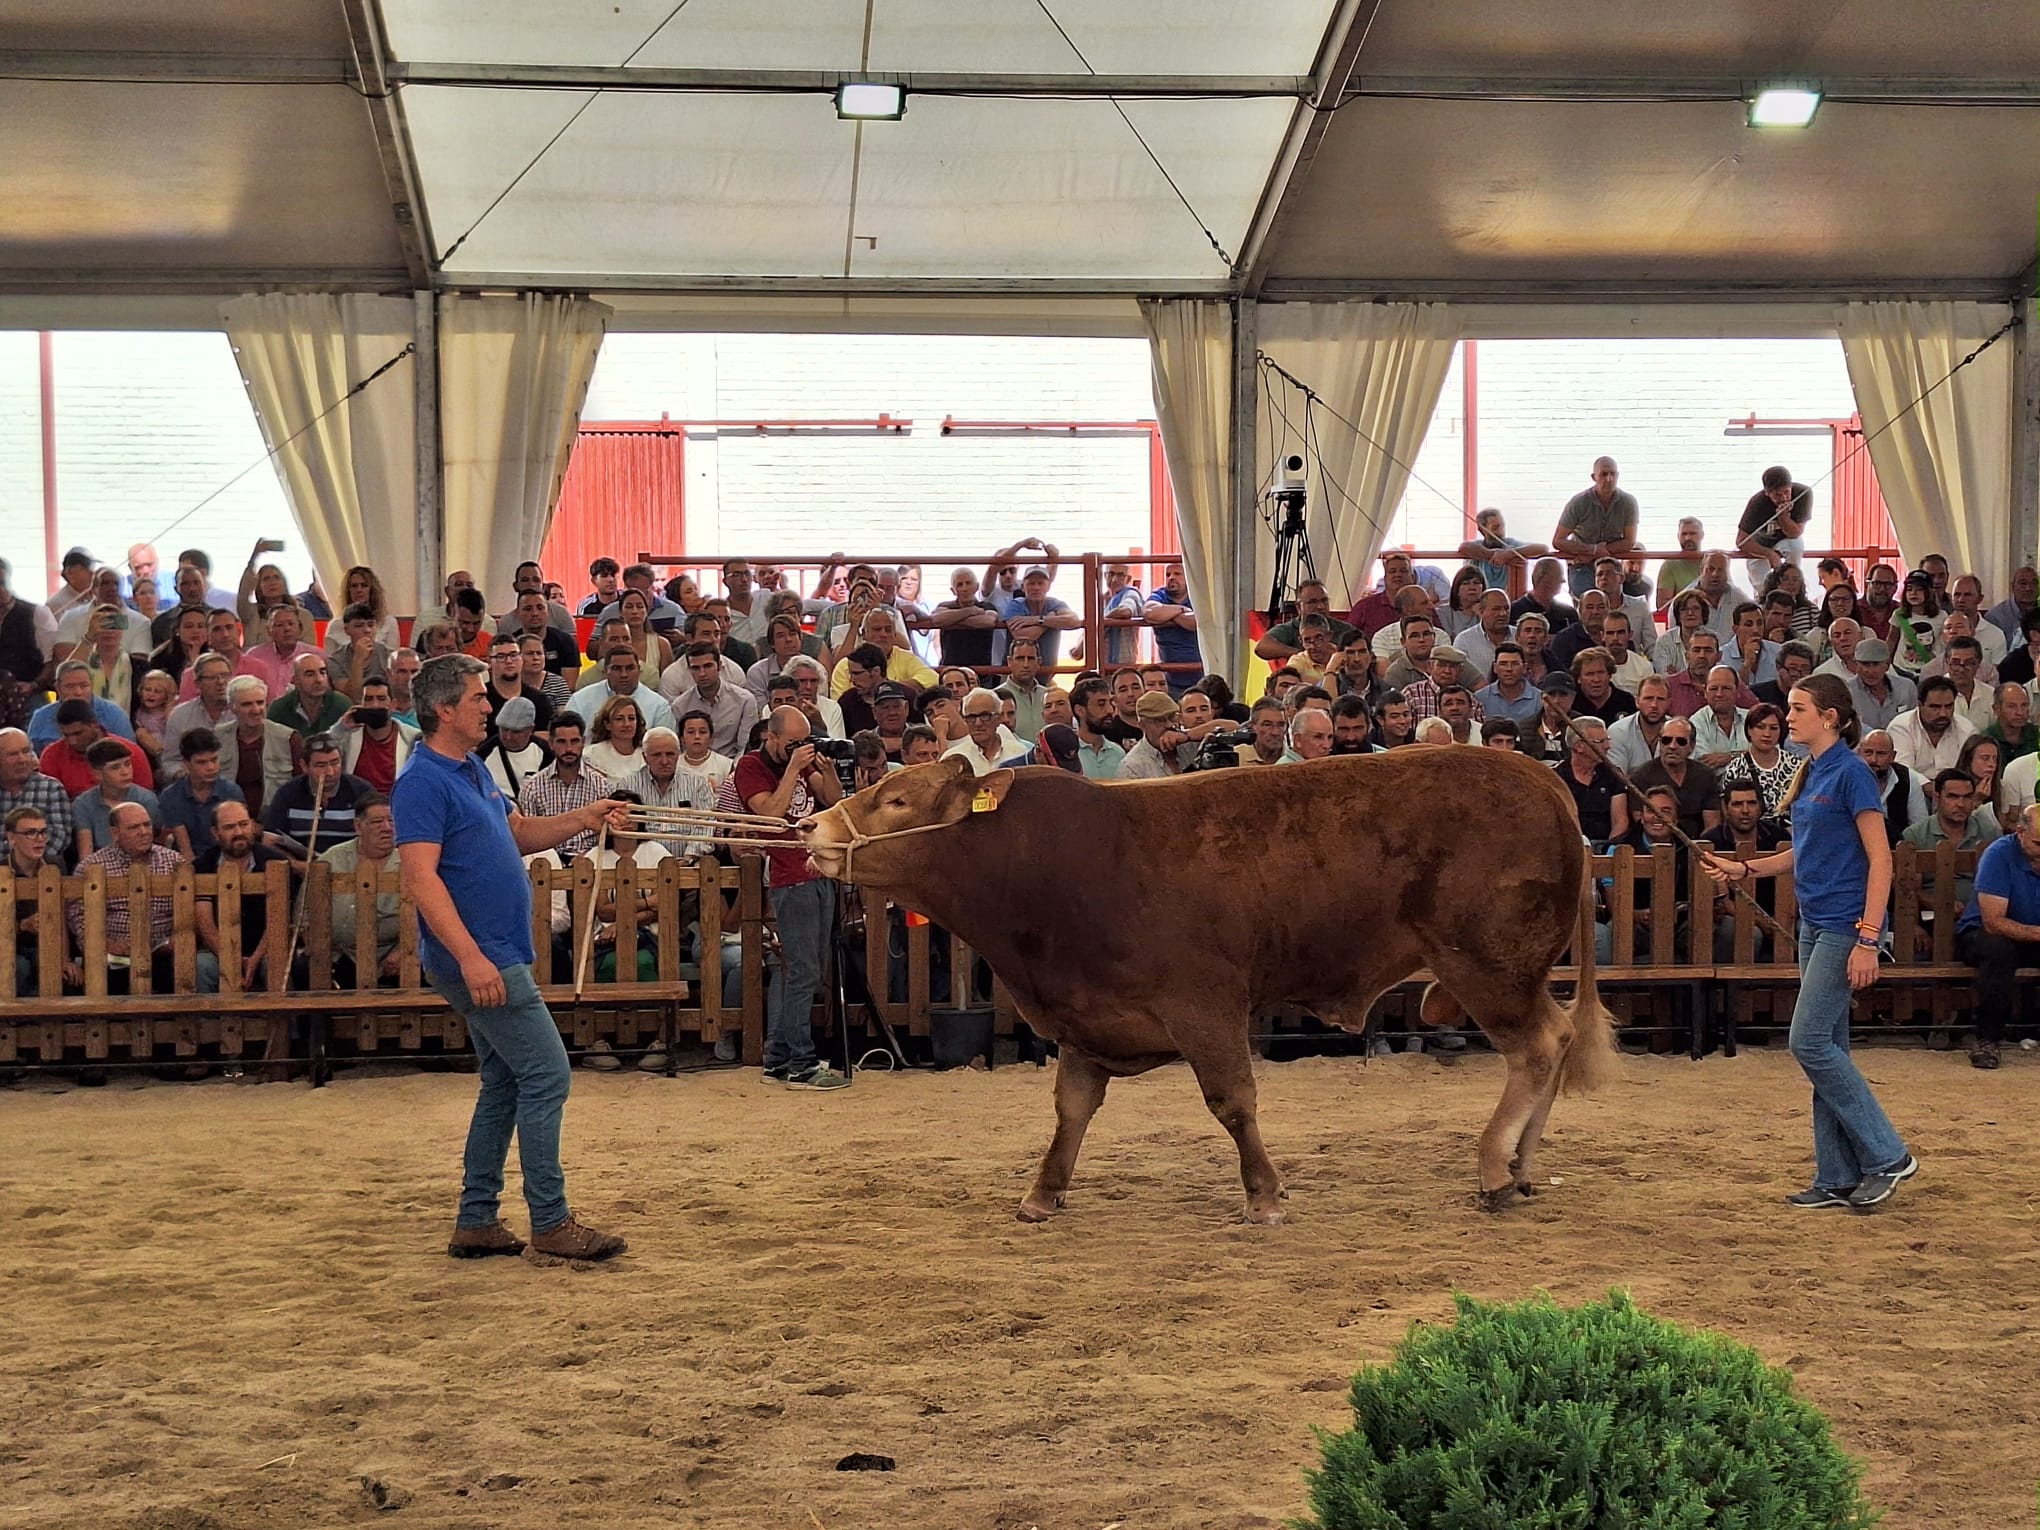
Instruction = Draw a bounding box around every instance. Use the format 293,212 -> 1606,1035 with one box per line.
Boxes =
1836,301 -> 2014,595
1141,299 -> 1239,677
438,293 -> 611,604
221,293 -> 419,607
1258,302 -> 1460,608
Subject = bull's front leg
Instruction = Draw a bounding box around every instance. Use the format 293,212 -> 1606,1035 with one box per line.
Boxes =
1018,1050 -> 1111,1222
1182,1043 -> 1284,1224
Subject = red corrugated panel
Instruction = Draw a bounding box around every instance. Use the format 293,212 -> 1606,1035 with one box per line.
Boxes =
1830,414 -> 1899,579
539,422 -> 685,589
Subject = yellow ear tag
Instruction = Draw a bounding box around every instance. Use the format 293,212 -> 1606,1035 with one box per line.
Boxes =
972,787 -> 999,813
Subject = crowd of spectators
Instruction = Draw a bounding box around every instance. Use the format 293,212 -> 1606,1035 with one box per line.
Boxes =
5,484 -> 2039,1068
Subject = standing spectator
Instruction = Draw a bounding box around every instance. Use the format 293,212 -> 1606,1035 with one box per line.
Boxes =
990,564 -> 1080,670
729,706 -> 849,1088
997,641 -> 1049,742
1701,674 -> 1917,1208
1653,518 -> 1707,607
70,738 -> 162,859
1956,805 -> 2040,1068
1139,563 -> 1204,693
1551,456 -> 1640,597
392,652 -> 633,1260
927,567 -> 1004,672
158,727 -> 244,860
1736,466 -> 1811,588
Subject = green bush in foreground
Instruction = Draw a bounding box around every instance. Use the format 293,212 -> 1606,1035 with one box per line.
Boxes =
1299,1290 -> 1878,1530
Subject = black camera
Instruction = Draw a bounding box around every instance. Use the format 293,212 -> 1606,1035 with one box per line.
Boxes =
1186,725 -> 1255,772
810,737 -> 858,761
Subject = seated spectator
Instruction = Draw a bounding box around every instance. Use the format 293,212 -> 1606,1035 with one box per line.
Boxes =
1283,708 -> 1333,762
1346,551 -> 1419,637
1474,642 -> 1541,728
518,714 -> 615,860
942,688 -> 1023,776
1717,702 -> 1797,819
1255,579 -> 1357,661
866,682 -> 915,762
1569,645 -> 1635,724
1378,610 -> 1439,691
1481,717 -> 1521,751
1596,609 -> 1654,696
1376,691 -> 1417,748
1436,685 -> 1484,746
1140,562 -> 1203,689
566,645 -> 677,737
1843,638 -> 1917,732
147,603 -> 214,689
1630,717 -> 1721,837
1903,767 -> 1999,938
326,602 -> 393,702
1665,631 -> 1755,719
673,607 -> 751,684
333,676 -> 415,795
1040,686 -> 1072,731
235,543 -> 296,631
1370,586 -> 1436,667
1412,716 -> 1454,744
1691,665 -> 1751,769
1545,589 -> 1610,672
175,610 -> 245,704
1240,698 -> 1289,765
30,660 -> 137,752
744,615 -> 809,702
1704,781 -> 1790,959
240,602 -> 323,701
1929,632 -> 1994,731
1887,674 -> 1975,776
1322,628 -> 1386,709
1457,507 -> 1547,590
1622,785 -> 1693,953
314,788 -> 403,987
68,801 -> 193,993
411,617 -> 461,662
1752,640 -> 1816,708
262,733 -> 368,858
1526,672 -> 1578,761
1605,673 -> 1672,773
1067,676 -> 1127,778
324,566 -> 402,655
1116,689 -> 1191,779
1984,566 -> 2039,652
782,656 -> 846,738
995,640 -> 1050,742
1984,680 -> 2037,764
1591,555 -> 1656,642
1653,589 -> 1711,674
1958,732 -> 2005,830
224,675 -> 300,820
672,710 -> 734,792
826,609 -> 938,702
481,695 -> 551,798
622,727 -> 716,862
1513,611 -> 1556,683
1721,600 -> 1782,688
71,737 -> 163,858
1449,589 -> 1512,680
1955,804 -> 2040,1068
1996,607 -> 2040,687
1858,729 -> 1927,844
55,575 -> 151,664
1328,694 -> 1378,754
6,805 -> 78,994
158,727 -> 245,860
195,796 -> 295,991
584,694 -> 647,782
1813,613 -> 1864,677
480,634 -> 555,738
577,556 -> 623,618
1556,717 -> 1629,849
1509,557 -> 1578,632
896,723 -> 943,768
1400,644 -> 1480,722
40,698 -> 153,798
0,727 -> 74,865
130,669 -> 178,770
268,651 -> 350,740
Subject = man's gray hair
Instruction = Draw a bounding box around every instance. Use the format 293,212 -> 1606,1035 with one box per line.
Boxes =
642,726 -> 678,749
783,654 -> 825,680
413,654 -> 486,736
1298,612 -> 1332,636
227,675 -> 268,703
54,659 -> 89,683
193,651 -> 231,677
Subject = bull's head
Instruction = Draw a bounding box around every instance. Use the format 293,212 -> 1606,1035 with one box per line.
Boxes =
801,756 -> 1013,885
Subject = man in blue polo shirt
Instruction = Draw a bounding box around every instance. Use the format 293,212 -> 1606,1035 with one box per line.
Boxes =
1956,804 -> 2040,1070
392,653 -> 633,1263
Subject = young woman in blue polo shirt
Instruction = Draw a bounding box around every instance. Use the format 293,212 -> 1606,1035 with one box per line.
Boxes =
1702,673 -> 1918,1210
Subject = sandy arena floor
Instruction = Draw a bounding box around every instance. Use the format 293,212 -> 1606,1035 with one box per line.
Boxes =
3,1048 -> 2036,1529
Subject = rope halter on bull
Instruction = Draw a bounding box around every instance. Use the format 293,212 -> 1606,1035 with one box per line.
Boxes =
615,801 -> 953,881
1558,713 -> 1797,949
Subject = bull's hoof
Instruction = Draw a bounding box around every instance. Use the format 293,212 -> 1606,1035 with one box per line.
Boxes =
1476,1185 -> 1521,1214
1514,1180 -> 1538,1197
1015,1193 -> 1064,1223
1243,1206 -> 1286,1226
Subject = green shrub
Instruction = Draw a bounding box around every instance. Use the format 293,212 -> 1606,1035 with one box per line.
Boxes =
1299,1290 -> 1878,1530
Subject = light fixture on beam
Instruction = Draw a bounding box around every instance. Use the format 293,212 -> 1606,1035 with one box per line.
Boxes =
1747,85 -> 1822,128
836,81 -> 906,121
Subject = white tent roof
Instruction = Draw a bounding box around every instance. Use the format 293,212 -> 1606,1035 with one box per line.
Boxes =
0,0 -> 2033,301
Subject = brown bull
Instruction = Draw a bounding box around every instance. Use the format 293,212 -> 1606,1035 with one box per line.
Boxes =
801,748 -> 1614,1221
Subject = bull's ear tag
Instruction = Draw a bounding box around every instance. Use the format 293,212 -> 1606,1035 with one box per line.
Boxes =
972,787 -> 999,813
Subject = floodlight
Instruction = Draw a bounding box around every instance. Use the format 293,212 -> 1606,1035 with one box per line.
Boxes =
836,82 -> 906,121
1747,87 -> 1822,128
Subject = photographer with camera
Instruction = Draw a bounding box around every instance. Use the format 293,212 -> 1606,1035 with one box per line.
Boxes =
1120,690 -> 1198,778
726,705 -> 848,1090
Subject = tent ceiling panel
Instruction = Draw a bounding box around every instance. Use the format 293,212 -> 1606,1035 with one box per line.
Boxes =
1,0 -> 348,56
0,81 -> 405,275
1268,98 -> 2040,288
1355,0 -> 2040,77
411,86 -> 1287,280
383,0 -> 1335,76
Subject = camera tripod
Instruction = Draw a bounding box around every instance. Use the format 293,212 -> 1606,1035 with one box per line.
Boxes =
1265,493 -> 1319,622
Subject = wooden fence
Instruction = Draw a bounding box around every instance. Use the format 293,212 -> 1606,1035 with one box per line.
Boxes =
0,844 -> 2011,1072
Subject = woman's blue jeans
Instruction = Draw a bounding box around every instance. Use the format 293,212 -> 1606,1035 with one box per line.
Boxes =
1790,922 -> 1908,1192
429,962 -> 572,1232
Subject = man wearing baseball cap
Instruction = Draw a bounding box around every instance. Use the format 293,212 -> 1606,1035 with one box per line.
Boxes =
1530,670 -> 1580,761
870,680 -> 913,762
1843,636 -> 1917,733
1117,689 -> 1190,779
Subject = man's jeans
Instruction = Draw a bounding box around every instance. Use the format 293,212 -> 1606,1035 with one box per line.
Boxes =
1790,922 -> 1908,1192
765,878 -> 836,1074
1957,927 -> 2040,1043
428,962 -> 572,1232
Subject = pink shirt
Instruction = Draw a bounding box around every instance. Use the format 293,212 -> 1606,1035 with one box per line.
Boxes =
237,642 -> 322,702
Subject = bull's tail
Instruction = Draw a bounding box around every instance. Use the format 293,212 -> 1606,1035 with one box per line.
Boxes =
1559,844 -> 1618,1095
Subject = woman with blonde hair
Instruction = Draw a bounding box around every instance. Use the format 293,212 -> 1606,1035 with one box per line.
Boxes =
584,694 -> 646,781
1702,674 -> 1918,1210
324,565 -> 401,653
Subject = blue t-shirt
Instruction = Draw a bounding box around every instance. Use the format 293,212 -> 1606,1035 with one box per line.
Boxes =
1789,742 -> 1884,931
1145,588 -> 1204,672
1958,835 -> 2040,935
390,743 -> 534,979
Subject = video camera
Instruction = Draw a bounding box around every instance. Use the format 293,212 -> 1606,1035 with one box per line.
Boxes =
1185,725 -> 1255,772
810,735 -> 861,794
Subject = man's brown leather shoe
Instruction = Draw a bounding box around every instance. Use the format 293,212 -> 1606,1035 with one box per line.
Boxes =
529,1215 -> 627,1261
446,1220 -> 526,1259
